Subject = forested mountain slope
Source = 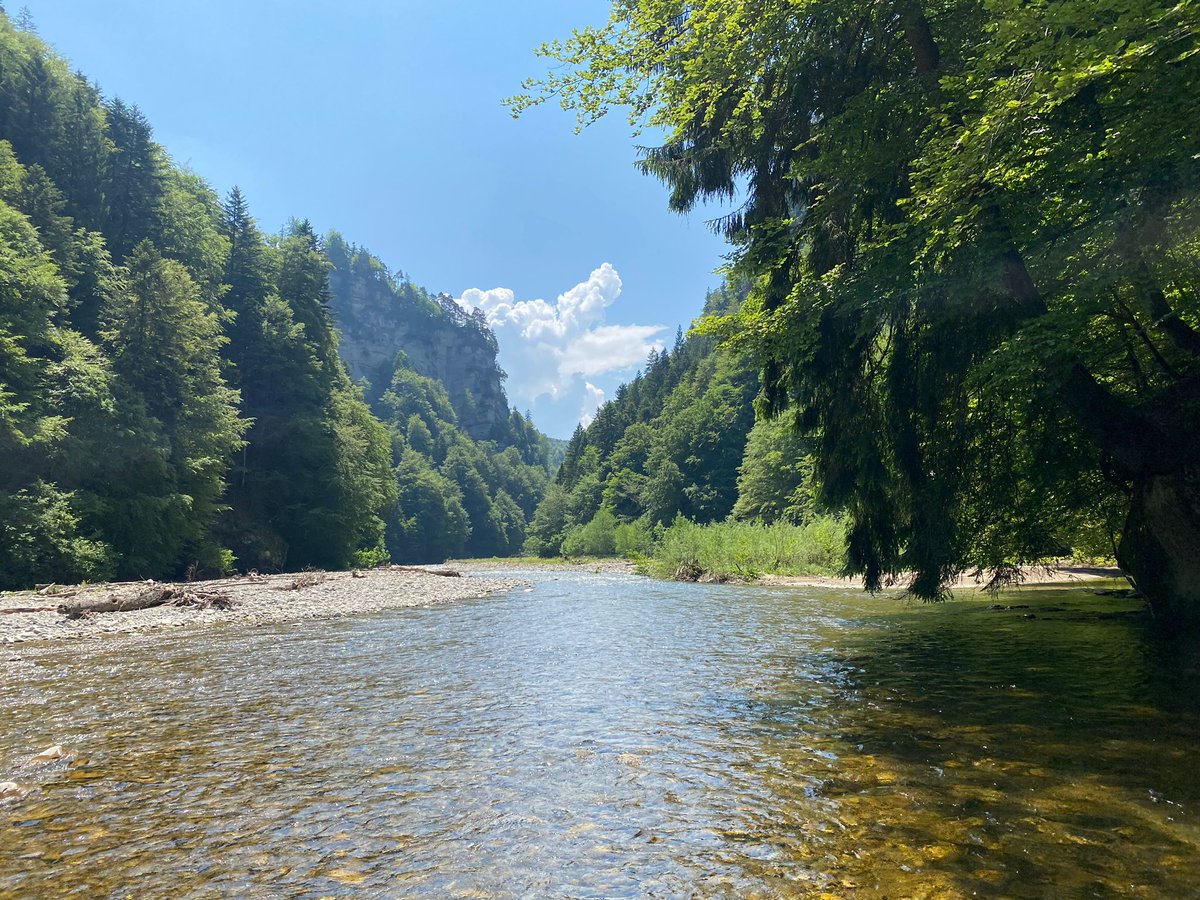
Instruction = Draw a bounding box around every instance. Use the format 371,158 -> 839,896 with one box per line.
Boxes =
0,13 -> 552,588
525,282 -> 823,555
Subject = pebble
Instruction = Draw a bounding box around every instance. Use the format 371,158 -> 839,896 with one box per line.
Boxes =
32,744 -> 66,762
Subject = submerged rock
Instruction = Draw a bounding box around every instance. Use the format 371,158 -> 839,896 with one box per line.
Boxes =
31,744 -> 66,762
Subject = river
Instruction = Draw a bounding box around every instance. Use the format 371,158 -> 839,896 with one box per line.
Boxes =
2,569 -> 1198,897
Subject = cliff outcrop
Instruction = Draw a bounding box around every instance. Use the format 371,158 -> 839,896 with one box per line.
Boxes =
327,235 -> 511,442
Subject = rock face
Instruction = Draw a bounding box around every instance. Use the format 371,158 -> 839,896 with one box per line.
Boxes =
328,243 -> 511,442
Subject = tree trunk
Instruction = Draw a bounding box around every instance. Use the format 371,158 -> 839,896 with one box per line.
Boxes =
58,586 -> 175,618
57,584 -> 232,618
1118,466 -> 1200,625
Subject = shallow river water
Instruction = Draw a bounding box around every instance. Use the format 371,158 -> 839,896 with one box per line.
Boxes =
2,570 -> 1199,898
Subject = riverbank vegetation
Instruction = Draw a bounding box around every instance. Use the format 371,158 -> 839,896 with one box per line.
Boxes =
519,277 -> 1110,584
555,513 -> 846,582
516,279 -> 852,581
514,0 -> 1200,621
0,13 -> 554,589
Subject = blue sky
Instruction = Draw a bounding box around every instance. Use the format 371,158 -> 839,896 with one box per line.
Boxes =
22,0 -> 735,438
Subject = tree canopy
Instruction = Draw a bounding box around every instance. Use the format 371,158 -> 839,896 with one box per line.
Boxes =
513,0 -> 1200,620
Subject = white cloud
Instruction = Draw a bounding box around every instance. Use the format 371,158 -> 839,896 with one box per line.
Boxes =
457,263 -> 664,427
559,324 -> 664,378
580,383 -> 606,427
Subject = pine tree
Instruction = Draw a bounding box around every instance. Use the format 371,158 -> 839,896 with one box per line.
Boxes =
102,99 -> 162,260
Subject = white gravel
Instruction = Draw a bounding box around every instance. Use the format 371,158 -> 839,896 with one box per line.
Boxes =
0,568 -> 525,650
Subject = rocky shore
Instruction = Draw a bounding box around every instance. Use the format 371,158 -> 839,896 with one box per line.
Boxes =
451,557 -> 641,576
0,567 -> 525,649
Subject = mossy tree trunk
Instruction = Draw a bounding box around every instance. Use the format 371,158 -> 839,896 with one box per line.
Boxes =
1119,466 -> 1200,625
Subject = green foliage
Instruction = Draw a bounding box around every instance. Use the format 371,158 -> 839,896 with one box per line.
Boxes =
0,481 -> 112,590
562,507 -> 618,558
647,517 -> 846,582
0,15 -> 410,585
515,0 -> 1200,608
0,177 -> 124,588
614,520 -> 654,557
526,281 -> 764,556
733,416 -> 818,525
523,483 -> 571,557
99,240 -> 246,576
387,449 -> 470,563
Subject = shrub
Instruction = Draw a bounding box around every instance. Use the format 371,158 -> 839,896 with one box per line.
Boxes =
614,520 -> 654,557
352,544 -> 392,569
561,507 -> 618,557
648,516 -> 846,580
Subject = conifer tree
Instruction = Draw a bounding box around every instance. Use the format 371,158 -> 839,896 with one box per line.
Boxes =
99,241 -> 245,575
102,99 -> 162,260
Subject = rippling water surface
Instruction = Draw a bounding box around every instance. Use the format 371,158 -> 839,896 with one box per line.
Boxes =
2,571 -> 1199,898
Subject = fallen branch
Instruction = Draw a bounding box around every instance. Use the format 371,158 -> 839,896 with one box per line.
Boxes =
392,566 -> 461,578
279,571 -> 326,591
171,590 -> 234,610
58,584 -> 233,618
59,585 -> 174,618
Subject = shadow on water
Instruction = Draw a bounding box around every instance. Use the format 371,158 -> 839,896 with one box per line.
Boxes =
730,588 -> 1200,897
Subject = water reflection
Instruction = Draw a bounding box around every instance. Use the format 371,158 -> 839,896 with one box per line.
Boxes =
1,573 -> 1197,897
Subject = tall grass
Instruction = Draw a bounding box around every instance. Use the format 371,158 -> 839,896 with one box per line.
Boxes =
646,517 -> 846,581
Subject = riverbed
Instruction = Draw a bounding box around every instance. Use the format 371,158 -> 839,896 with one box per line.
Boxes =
2,569 -> 1197,897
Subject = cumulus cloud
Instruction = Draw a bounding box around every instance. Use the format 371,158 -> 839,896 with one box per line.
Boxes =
457,263 -> 664,425
580,383 -> 606,427
558,324 -> 665,378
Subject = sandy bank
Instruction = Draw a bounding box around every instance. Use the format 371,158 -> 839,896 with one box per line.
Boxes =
0,567 -> 525,649
451,557 -> 641,576
756,565 -> 1126,591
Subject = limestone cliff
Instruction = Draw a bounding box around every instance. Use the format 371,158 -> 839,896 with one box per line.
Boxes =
326,234 -> 512,443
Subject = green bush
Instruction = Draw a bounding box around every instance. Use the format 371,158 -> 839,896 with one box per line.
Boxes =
0,483 -> 114,591
648,516 -> 846,580
614,520 -> 654,557
561,507 -> 618,557
352,544 -> 392,569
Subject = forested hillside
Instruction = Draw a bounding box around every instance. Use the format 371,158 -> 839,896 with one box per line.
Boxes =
525,282 -> 827,557
0,13 -> 551,588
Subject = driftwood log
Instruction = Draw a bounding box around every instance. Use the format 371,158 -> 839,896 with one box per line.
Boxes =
392,566 -> 461,578
58,584 -> 233,619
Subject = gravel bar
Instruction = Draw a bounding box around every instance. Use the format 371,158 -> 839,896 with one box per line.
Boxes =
0,567 -> 525,650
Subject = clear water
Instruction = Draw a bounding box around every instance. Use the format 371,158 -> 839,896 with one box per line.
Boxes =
2,570 -> 1198,898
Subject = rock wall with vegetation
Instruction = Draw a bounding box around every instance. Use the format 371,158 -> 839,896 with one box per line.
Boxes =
326,237 -> 512,443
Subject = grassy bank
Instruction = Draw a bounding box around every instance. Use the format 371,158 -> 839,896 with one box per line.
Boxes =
643,518 -> 846,581
537,513 -> 848,583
